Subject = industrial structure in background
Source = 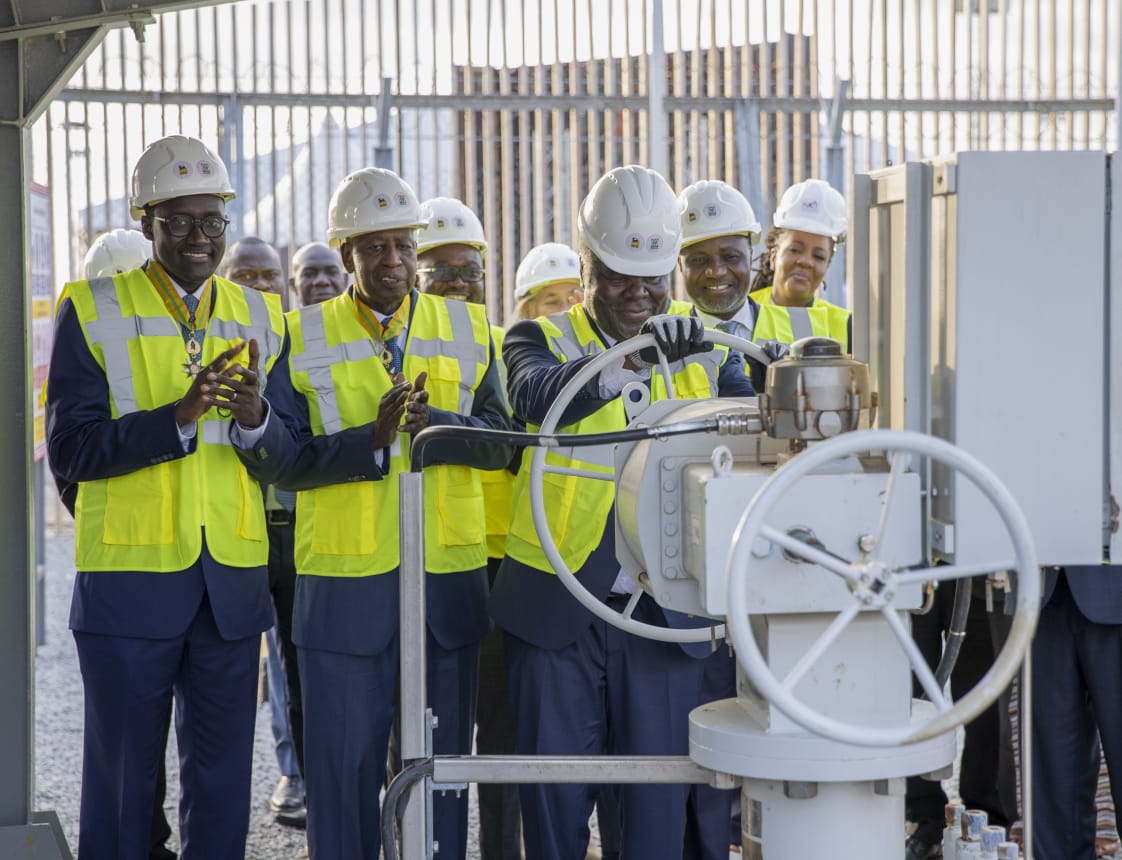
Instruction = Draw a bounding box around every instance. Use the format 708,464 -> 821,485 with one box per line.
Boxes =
44,0 -> 1117,321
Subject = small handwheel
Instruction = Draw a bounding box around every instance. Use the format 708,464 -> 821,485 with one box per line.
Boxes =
531,328 -> 771,643
724,428 -> 1040,746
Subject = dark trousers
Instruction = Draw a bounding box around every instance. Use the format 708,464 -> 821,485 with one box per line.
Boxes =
1032,574 -> 1122,860
149,703 -> 175,860
476,557 -> 523,860
683,644 -> 739,860
906,581 -> 1017,828
505,595 -> 704,860
300,633 -> 479,860
267,516 -> 303,770
74,594 -> 260,860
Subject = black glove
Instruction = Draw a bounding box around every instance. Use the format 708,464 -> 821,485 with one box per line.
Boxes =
756,339 -> 790,363
746,340 -> 790,392
637,314 -> 713,365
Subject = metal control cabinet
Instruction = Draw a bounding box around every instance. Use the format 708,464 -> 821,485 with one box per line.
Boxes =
850,151 -> 1113,566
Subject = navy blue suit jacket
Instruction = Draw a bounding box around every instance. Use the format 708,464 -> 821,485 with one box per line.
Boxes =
278,308 -> 513,656
1043,565 -> 1122,625
489,313 -> 754,655
47,297 -> 300,642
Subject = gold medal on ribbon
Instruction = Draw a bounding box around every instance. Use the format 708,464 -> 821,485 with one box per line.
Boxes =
354,291 -> 411,373
145,261 -> 214,378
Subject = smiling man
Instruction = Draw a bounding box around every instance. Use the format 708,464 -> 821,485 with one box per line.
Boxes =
277,167 -> 512,860
677,179 -> 762,340
45,134 -> 298,859
415,196 -> 488,304
490,164 -> 755,860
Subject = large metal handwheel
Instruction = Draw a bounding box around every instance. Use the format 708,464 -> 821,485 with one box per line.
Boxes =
724,428 -> 1040,747
530,329 -> 771,644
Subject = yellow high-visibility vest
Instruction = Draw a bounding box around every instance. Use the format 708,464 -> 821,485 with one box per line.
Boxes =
287,291 -> 493,576
750,287 -> 852,349
481,324 -> 515,560
66,269 -> 286,571
504,302 -> 724,574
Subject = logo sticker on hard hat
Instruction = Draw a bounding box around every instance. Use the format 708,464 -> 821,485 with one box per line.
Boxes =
436,218 -> 447,229
376,195 -> 390,209
704,204 -> 720,218
198,161 -> 213,177
648,236 -> 662,251
802,200 -> 819,211
396,193 -> 408,206
454,217 -> 465,227
176,162 -> 192,177
628,234 -> 643,250
686,210 -> 699,223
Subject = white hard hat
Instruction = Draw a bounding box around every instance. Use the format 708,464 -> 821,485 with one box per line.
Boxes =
83,229 -> 150,279
577,164 -> 681,277
326,167 -> 427,249
772,178 -> 847,241
678,179 -> 762,247
514,242 -> 581,301
129,135 -> 235,220
416,197 -> 488,255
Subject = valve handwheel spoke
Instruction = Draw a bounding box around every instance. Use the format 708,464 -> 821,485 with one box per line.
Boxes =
879,605 -> 952,713
895,560 -> 1016,587
542,462 -> 617,482
868,451 -> 906,564
780,602 -> 861,692
759,524 -> 859,583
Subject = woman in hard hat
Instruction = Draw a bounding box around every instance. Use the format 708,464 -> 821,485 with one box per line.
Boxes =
750,178 -> 852,350
513,242 -> 584,320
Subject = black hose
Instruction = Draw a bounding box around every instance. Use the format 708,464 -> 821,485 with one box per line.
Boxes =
934,578 -> 971,689
381,758 -> 435,860
409,418 -> 728,473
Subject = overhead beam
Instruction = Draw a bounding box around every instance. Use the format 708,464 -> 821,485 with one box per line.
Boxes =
0,11 -> 153,42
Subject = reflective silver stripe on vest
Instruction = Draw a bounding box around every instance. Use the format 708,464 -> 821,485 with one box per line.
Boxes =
210,288 -> 281,394
544,313 -> 588,362
787,307 -> 813,341
407,299 -> 486,414
239,285 -> 283,365
201,420 -> 234,446
289,305 -> 347,434
85,279 -> 179,415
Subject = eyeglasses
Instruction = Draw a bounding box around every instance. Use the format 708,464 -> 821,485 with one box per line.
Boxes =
153,214 -> 231,238
417,264 -> 485,284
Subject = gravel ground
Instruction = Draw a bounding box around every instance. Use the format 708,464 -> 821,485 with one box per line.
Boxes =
33,524 -> 500,860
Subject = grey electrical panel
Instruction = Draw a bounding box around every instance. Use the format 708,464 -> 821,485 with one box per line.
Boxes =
849,151 -> 1113,567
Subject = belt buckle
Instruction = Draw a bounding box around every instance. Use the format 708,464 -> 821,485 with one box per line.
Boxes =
267,509 -> 293,526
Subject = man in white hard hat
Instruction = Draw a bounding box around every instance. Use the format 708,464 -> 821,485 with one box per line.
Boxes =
45,134 -> 299,859
415,196 -> 488,303
277,168 -> 512,860
513,242 -> 584,321
489,164 -> 755,859
291,241 -> 347,306
68,227 -> 179,860
749,178 -> 852,349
